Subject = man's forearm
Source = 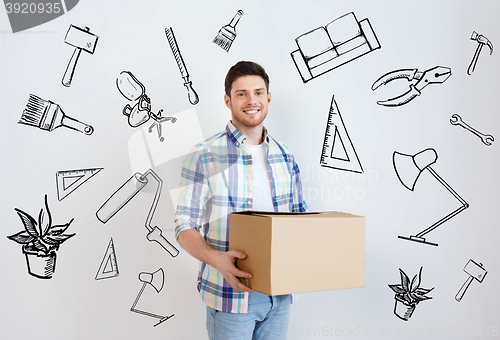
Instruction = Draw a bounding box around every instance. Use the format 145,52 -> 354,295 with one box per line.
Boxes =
177,228 -> 220,267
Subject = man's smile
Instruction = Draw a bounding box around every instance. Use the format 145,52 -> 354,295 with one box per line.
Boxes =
243,108 -> 261,115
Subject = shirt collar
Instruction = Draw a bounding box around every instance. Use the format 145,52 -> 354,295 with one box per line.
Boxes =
226,121 -> 269,147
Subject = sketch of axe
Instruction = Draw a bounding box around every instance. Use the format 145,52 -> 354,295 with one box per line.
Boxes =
455,259 -> 487,302
62,25 -> 99,87
467,31 -> 493,75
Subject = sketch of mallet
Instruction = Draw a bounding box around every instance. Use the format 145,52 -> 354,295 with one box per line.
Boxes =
455,259 -> 487,302
19,94 -> 93,135
468,31 -> 493,75
450,114 -> 494,146
62,25 -> 98,87
165,27 -> 199,105
96,169 -> 179,257
213,10 -> 244,52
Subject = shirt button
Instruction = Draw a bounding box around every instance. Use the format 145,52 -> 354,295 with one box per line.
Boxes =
247,200 -> 252,204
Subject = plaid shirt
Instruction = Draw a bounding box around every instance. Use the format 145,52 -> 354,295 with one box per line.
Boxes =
175,121 -> 307,313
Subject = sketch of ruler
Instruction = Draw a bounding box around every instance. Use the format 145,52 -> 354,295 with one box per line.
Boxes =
95,238 -> 119,280
320,96 -> 363,173
56,168 -> 103,201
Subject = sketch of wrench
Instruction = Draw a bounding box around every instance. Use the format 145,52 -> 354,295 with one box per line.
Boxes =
450,114 -> 494,146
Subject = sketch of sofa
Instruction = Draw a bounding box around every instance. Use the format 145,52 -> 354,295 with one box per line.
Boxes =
291,12 -> 380,83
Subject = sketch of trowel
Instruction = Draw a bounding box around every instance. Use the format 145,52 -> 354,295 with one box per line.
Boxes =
455,259 -> 487,302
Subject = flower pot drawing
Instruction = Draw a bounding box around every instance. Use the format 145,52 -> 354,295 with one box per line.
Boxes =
7,195 -> 75,280
393,295 -> 417,321
388,267 -> 434,321
24,250 -> 57,279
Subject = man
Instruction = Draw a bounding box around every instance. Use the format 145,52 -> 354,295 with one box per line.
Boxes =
175,61 -> 307,339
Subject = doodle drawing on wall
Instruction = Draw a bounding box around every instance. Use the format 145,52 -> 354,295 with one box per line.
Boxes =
117,71 -> 176,142
393,148 -> 469,246
165,27 -> 199,105
455,259 -> 487,302
130,268 -> 174,327
56,168 -> 103,201
7,195 -> 76,279
291,12 -> 380,83
62,24 -> 99,87
450,114 -> 494,146
19,94 -> 94,135
371,66 -> 452,107
389,267 -> 434,321
96,169 -> 180,258
320,95 -> 363,173
95,238 -> 119,280
468,31 -> 493,75
213,10 -> 244,52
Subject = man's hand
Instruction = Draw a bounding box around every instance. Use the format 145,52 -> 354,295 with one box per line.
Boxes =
213,250 -> 253,293
177,229 -> 253,293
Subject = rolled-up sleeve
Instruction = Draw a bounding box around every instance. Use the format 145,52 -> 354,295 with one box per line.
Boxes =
174,146 -> 211,239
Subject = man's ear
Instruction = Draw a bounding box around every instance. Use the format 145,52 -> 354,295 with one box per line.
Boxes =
267,92 -> 271,104
224,94 -> 232,110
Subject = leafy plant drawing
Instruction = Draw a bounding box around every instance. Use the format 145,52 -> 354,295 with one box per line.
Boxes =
388,267 -> 434,321
7,194 -> 76,279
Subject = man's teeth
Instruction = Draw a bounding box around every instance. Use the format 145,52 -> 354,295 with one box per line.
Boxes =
245,109 -> 259,114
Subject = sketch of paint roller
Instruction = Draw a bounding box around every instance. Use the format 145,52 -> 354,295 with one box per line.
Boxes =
62,24 -> 99,87
96,169 -> 179,258
455,259 -> 487,302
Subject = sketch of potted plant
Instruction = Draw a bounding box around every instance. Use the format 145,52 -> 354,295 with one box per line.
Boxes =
7,195 -> 75,279
388,267 -> 434,321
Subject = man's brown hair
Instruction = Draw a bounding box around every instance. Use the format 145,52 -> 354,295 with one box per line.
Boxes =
224,61 -> 270,97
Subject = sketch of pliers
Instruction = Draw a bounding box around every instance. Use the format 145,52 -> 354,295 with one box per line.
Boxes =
371,66 -> 452,107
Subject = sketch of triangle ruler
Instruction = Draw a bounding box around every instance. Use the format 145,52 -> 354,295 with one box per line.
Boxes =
320,96 -> 363,173
95,238 -> 119,280
56,168 -> 103,201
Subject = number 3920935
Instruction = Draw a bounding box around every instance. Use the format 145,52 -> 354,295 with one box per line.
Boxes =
5,3 -> 61,14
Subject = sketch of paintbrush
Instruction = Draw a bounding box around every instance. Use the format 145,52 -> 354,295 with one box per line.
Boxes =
19,94 -> 93,135
165,27 -> 199,105
213,10 -> 244,52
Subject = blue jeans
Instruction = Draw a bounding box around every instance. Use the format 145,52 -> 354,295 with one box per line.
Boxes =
206,291 -> 291,340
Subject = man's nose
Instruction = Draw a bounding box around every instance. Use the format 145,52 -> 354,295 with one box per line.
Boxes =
247,93 -> 258,104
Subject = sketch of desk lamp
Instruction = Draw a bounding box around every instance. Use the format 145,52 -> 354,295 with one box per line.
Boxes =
117,71 -> 176,142
96,169 -> 179,257
130,268 -> 174,327
393,148 -> 469,246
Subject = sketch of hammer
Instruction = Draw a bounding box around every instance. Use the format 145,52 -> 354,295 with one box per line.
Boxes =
455,259 -> 487,302
467,31 -> 493,75
62,25 -> 99,87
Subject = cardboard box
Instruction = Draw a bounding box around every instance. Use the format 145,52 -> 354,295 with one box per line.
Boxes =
229,211 -> 365,296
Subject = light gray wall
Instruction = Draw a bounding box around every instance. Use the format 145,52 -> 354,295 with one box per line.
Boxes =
1,0 -> 499,339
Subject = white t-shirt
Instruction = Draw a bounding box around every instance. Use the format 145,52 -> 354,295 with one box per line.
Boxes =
247,143 -> 274,212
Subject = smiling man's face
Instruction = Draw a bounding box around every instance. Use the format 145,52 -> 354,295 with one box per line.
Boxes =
225,75 -> 271,132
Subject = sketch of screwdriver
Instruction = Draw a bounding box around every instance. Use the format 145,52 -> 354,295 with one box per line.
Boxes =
165,27 -> 199,105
